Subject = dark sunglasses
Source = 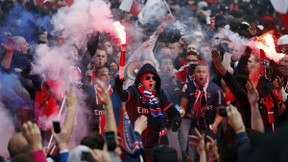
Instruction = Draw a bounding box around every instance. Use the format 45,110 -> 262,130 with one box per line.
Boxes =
145,76 -> 157,81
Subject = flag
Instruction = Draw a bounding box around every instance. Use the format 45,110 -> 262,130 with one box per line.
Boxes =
34,0 -> 73,9
278,12 -> 288,30
270,0 -> 288,14
137,0 -> 167,26
110,91 -> 144,157
270,0 -> 288,30
119,0 -> 145,16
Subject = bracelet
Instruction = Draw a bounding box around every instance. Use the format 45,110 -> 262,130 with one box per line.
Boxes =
106,113 -> 114,118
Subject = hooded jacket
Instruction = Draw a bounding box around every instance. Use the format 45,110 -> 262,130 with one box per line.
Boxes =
134,63 -> 161,95
114,64 -> 181,147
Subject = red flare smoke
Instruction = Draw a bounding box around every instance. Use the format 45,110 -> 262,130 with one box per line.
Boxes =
113,21 -> 127,80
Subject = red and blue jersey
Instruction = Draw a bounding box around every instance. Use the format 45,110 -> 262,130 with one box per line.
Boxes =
123,86 -> 173,147
181,80 -> 224,129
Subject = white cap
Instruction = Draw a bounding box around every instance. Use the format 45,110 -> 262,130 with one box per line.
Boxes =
241,21 -> 250,27
277,35 -> 288,46
257,25 -> 264,30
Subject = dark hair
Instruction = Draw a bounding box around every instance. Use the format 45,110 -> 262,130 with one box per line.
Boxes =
159,55 -> 173,66
186,51 -> 199,59
80,132 -> 104,149
0,155 -> 4,162
95,44 -> 106,54
151,145 -> 177,162
95,65 -> 110,76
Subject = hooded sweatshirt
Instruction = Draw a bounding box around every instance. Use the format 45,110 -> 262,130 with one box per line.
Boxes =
114,64 -> 180,147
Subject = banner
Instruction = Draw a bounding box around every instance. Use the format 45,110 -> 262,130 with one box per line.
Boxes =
110,91 -> 144,156
119,0 -> 145,16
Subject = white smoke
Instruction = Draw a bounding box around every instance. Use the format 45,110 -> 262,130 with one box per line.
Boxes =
32,0 -> 119,77
0,99 -> 14,158
30,0 -> 122,147
219,25 -> 249,48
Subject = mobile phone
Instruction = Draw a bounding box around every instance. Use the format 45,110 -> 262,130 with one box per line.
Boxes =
219,107 -> 227,117
52,118 -> 61,133
81,151 -> 94,161
105,131 -> 116,151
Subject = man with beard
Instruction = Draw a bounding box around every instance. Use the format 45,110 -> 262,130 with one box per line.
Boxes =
180,63 -> 224,161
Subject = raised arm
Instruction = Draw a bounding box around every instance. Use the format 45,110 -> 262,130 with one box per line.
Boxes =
22,121 -> 47,162
62,83 -> 78,143
211,49 -> 247,99
273,76 -> 287,102
246,80 -> 264,133
113,76 -> 129,101
226,105 -> 251,162
96,79 -> 117,139
1,38 -> 16,70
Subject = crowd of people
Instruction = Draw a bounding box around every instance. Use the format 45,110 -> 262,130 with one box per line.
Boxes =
1,0 -> 288,161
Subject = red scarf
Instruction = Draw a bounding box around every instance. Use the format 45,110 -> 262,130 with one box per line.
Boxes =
193,78 -> 209,116
94,84 -> 113,135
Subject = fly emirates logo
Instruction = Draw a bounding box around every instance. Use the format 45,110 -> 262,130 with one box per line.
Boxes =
94,110 -> 105,115
137,107 -> 149,114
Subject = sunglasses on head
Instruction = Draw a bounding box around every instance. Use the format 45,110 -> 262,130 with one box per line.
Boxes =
145,76 -> 157,81
99,71 -> 111,76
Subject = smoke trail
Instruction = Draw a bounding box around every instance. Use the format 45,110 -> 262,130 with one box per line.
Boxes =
0,3 -> 52,43
67,87 -> 90,149
218,25 -> 249,48
31,0 -> 119,76
51,0 -> 117,46
30,0 -> 125,146
0,101 -> 14,158
0,73 -> 23,158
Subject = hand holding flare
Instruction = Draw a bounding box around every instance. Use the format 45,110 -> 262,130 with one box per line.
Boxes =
113,21 -> 127,80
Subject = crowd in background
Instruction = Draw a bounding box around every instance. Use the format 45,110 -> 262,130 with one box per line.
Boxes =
0,0 -> 288,161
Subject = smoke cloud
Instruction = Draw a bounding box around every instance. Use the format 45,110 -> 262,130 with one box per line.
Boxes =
30,0 -> 124,146
0,3 -> 51,43
0,101 -> 14,158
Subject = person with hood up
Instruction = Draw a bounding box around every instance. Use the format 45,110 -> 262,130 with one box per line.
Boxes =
114,63 -> 181,161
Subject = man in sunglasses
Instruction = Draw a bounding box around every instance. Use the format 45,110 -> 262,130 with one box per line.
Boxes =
114,63 -> 181,161
83,65 -> 113,135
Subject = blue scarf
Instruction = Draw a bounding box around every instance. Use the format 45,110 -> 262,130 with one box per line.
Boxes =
138,83 -> 162,117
